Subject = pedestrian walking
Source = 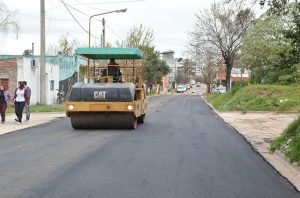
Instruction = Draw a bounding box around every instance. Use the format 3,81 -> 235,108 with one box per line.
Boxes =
23,81 -> 31,121
13,81 -> 29,125
0,85 -> 11,124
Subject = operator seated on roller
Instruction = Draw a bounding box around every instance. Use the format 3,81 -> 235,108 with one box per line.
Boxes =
106,58 -> 122,83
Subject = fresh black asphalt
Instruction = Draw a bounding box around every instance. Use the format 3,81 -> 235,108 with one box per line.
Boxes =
0,95 -> 299,198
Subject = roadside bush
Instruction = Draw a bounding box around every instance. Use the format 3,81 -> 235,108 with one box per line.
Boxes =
271,116 -> 300,165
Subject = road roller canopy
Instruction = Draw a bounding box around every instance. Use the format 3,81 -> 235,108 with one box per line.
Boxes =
75,48 -> 144,60
78,47 -> 145,85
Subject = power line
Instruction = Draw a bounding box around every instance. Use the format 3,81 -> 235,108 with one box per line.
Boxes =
18,12 -> 86,22
61,1 -> 125,43
73,0 -> 109,12
71,0 -> 146,5
60,0 -> 101,40
106,24 -> 123,40
47,0 -> 145,11
64,3 -> 90,17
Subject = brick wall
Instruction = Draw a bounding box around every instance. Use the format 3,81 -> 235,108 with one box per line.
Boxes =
0,59 -> 18,97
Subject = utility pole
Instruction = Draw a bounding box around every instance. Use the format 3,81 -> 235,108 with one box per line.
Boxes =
102,18 -> 105,47
100,35 -> 103,48
40,0 -> 46,104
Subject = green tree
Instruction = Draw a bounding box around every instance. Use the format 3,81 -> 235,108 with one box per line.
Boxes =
58,34 -> 79,55
125,24 -> 154,48
124,24 -> 170,92
143,50 -> 170,93
241,14 -> 294,83
0,1 -> 20,39
47,34 -> 79,56
179,59 -> 195,76
230,1 -> 300,73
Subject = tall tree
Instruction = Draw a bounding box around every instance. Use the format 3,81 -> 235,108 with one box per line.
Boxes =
143,51 -> 170,92
179,59 -> 195,76
125,24 -> 154,49
201,53 -> 219,93
194,44 -> 220,93
0,1 -> 20,39
58,34 -> 79,55
241,14 -> 293,83
124,24 -> 170,92
47,34 -> 79,56
190,2 -> 254,90
230,0 -> 300,64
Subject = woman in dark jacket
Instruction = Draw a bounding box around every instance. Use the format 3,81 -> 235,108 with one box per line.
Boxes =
0,85 -> 11,124
13,81 -> 29,125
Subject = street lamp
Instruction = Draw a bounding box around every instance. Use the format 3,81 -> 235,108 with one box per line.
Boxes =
88,8 -> 127,47
87,8 -> 127,82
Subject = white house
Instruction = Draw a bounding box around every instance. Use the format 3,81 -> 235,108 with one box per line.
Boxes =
0,55 -> 59,105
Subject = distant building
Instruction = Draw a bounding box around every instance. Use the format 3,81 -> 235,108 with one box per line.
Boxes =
161,50 -> 183,89
217,66 -> 251,88
160,50 -> 174,60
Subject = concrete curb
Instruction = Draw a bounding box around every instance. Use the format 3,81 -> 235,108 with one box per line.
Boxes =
274,150 -> 300,173
201,96 -> 300,192
0,112 -> 66,136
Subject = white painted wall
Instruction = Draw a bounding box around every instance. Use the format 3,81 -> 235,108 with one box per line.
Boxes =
17,57 -> 59,105
17,57 -> 40,105
46,62 -> 59,105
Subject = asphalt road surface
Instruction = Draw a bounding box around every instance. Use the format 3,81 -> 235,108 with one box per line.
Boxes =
0,95 -> 299,198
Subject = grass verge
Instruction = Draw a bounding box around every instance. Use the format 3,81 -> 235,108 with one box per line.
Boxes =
270,116 -> 300,165
6,103 -> 65,113
207,84 -> 300,112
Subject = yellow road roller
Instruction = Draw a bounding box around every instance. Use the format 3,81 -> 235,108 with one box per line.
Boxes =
66,48 -> 147,129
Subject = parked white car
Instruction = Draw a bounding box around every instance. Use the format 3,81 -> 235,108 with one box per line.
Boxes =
185,84 -> 190,90
212,86 -> 226,94
177,85 -> 186,93
218,87 -> 226,93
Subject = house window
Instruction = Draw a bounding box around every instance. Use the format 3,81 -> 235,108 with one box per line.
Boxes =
50,80 -> 55,91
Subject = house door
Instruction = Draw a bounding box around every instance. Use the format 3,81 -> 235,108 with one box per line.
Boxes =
0,79 -> 9,90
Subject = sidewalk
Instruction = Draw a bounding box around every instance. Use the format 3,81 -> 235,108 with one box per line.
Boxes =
203,95 -> 300,191
0,112 -> 65,135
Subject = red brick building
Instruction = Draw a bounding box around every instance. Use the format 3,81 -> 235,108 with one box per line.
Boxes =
0,58 -> 18,95
159,75 -> 169,93
217,67 -> 250,87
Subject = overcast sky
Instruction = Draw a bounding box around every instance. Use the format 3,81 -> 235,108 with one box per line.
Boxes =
0,0 -> 216,57
0,0 -> 235,57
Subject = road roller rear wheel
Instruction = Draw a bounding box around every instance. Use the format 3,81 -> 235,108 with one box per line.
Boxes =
129,115 -> 138,129
137,114 -> 145,123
